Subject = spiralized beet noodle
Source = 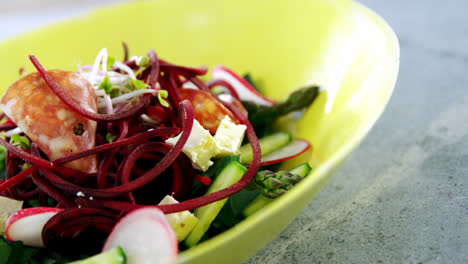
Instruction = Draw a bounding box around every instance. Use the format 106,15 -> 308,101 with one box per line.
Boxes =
0,47 -> 261,250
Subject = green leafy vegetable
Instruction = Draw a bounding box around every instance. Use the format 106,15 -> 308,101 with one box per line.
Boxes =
10,135 -> 30,150
26,199 -> 40,208
242,73 -> 259,91
0,235 -> 87,264
212,188 -> 259,229
0,236 -> 12,264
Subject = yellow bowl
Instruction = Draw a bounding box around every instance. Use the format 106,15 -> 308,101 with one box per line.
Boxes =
0,0 -> 399,263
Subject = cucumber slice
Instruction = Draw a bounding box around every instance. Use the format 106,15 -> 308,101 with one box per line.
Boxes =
185,161 -> 247,247
242,162 -> 312,217
289,162 -> 312,176
239,132 -> 292,164
68,246 -> 126,264
242,195 -> 274,217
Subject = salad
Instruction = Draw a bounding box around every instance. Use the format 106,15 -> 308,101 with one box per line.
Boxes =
0,45 -> 318,264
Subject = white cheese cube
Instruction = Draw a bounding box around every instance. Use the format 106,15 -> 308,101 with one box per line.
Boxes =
158,195 -> 199,242
214,116 -> 247,157
165,119 -> 218,171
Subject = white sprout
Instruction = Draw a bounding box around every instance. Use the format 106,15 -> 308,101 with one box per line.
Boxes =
113,61 -> 136,80
89,48 -> 109,87
98,89 -> 157,108
140,114 -> 160,124
0,127 -> 23,137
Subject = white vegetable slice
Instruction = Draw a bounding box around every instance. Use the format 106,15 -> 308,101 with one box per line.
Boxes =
211,65 -> 274,106
0,196 -> 23,236
6,207 -> 63,247
103,207 -> 178,264
259,139 -> 311,166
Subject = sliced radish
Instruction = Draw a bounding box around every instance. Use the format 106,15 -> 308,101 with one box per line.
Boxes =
259,139 -> 311,166
6,207 -> 63,247
103,207 -> 178,264
211,65 -> 275,106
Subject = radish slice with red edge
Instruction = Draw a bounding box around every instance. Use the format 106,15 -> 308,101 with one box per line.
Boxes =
211,65 -> 275,106
258,139 -> 311,166
103,207 -> 178,264
6,207 -> 63,247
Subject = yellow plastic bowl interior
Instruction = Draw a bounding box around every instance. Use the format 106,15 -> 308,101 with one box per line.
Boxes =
0,0 -> 399,263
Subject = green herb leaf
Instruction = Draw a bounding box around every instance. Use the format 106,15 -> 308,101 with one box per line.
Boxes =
106,133 -> 116,143
0,235 -> 76,264
27,199 -> 40,207
0,236 -> 12,264
98,76 -> 113,94
16,243 -> 39,264
0,146 -> 6,176
106,56 -> 115,70
213,188 -> 259,229
242,73 -> 258,91
10,134 -> 30,150
158,90 -> 169,108
109,89 -> 120,98
130,79 -> 147,90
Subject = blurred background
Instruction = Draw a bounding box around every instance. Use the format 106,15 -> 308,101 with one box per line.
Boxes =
1,0 -> 467,263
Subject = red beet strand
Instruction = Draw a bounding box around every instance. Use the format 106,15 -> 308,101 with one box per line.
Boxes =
31,172 -> 75,208
54,127 -> 179,164
0,166 -> 37,194
147,49 -> 160,90
122,42 -> 129,62
206,79 -> 241,100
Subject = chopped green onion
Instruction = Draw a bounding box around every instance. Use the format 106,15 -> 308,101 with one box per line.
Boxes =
158,90 -> 169,108
10,134 -> 30,149
107,56 -> 116,70
21,163 -> 30,171
130,79 -> 147,90
99,76 -> 113,94
109,89 -> 120,98
106,132 -> 117,143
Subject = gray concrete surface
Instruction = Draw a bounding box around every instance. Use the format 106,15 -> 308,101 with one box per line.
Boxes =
1,0 -> 467,263
247,0 -> 468,263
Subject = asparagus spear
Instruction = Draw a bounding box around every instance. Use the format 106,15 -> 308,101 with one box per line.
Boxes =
243,163 -> 312,217
243,86 -> 319,128
252,170 -> 304,198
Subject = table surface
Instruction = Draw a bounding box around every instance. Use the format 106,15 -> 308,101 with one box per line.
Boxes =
1,0 -> 467,263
